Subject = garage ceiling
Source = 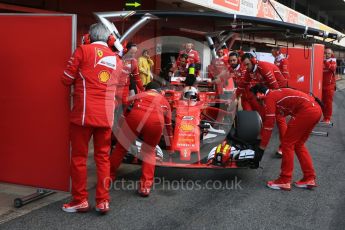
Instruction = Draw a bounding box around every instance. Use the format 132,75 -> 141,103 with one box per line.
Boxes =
311,0 -> 345,31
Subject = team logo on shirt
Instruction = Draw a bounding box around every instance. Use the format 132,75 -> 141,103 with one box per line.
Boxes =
97,49 -> 103,57
94,48 -> 117,70
98,70 -> 111,83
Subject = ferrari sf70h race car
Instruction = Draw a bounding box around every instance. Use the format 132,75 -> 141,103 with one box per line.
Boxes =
121,80 -> 263,169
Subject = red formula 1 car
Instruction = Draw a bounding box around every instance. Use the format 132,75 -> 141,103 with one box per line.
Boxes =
122,82 -> 262,169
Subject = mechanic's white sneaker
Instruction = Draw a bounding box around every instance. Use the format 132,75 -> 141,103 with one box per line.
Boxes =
294,178 -> 317,189
62,200 -> 90,213
267,178 -> 291,191
275,148 -> 283,158
95,200 -> 110,214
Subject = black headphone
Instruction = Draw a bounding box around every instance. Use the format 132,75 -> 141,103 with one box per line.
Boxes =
229,52 -> 239,58
126,42 -> 137,50
242,53 -> 258,64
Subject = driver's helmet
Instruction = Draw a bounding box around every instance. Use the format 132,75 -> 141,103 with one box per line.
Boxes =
183,86 -> 198,100
213,141 -> 231,166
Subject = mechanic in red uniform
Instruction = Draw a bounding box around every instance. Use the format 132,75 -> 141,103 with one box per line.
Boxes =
321,48 -> 337,124
110,81 -> 173,197
228,51 -> 260,111
208,48 -> 229,78
209,49 -> 230,94
116,42 -> 144,109
242,53 -> 288,156
271,47 -> 290,83
178,42 -> 200,65
61,23 -> 122,214
250,84 -> 321,191
173,53 -> 190,77
221,44 -> 230,61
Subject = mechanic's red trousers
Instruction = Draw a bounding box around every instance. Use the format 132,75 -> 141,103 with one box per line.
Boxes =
276,115 -> 287,145
247,96 -> 287,145
70,123 -> 111,203
241,96 -> 253,111
246,94 -> 263,114
322,87 -> 335,120
246,94 -> 287,144
279,105 -> 322,183
110,110 -> 164,189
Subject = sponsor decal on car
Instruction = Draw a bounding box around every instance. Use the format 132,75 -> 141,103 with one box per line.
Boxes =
182,116 -> 194,121
180,124 -> 195,132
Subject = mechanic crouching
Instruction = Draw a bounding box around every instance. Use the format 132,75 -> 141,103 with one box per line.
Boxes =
61,23 -> 121,214
250,84 -> 321,191
110,82 -> 173,197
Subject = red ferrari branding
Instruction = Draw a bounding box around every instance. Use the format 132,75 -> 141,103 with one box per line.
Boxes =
287,10 -> 298,24
213,0 -> 240,11
94,47 -> 117,70
257,1 -> 275,19
97,49 -> 103,58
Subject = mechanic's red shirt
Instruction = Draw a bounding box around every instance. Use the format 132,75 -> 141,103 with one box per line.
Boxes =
274,54 -> 290,80
229,64 -> 248,97
174,60 -> 190,77
62,41 -> 122,128
323,58 -> 337,90
118,57 -> 144,91
178,49 -> 200,64
245,61 -> 286,89
260,88 -> 319,148
128,90 -> 173,145
208,56 -> 229,79
222,48 -> 229,62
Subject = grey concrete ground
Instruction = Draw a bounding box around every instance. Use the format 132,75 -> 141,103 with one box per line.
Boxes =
1,81 -> 345,230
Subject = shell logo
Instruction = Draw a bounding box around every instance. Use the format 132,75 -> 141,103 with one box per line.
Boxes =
97,50 -> 103,57
98,71 -> 111,83
180,124 -> 194,132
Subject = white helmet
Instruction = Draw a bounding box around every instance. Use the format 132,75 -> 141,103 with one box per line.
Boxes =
183,86 -> 198,100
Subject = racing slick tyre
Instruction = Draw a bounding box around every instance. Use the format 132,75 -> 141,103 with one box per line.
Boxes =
234,110 -> 262,144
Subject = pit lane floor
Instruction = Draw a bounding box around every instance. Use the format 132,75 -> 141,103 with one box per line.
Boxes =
1,82 -> 345,230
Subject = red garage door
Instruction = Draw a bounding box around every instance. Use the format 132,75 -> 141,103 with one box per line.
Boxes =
282,44 -> 324,99
0,14 -> 76,191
